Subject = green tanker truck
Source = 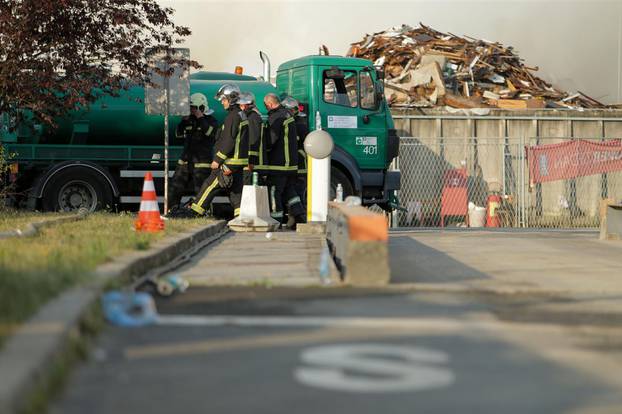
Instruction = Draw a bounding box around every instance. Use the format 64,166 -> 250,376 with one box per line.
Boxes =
1,54 -> 400,214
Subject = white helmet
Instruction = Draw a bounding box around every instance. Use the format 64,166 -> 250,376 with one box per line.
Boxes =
215,84 -> 241,104
189,93 -> 214,115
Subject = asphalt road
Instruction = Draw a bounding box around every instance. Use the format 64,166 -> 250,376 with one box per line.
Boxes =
49,230 -> 622,414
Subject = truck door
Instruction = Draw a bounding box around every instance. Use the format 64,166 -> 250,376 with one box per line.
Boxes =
317,66 -> 386,170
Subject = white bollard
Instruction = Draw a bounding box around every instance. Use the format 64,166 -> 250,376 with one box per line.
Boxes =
307,155 -> 331,222
304,113 -> 334,224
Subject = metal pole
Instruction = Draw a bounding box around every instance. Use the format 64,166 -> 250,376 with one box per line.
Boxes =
519,141 -> 523,227
164,68 -> 170,214
521,135 -> 527,228
521,136 -> 524,228
390,156 -> 399,228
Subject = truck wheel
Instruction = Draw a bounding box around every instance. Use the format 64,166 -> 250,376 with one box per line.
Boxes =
330,167 -> 354,201
42,167 -> 113,212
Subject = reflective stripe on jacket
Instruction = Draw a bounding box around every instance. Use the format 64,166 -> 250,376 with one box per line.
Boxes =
260,106 -> 298,174
175,114 -> 218,164
213,105 -> 249,168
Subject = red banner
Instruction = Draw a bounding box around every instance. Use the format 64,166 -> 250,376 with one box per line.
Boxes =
527,139 -> 622,185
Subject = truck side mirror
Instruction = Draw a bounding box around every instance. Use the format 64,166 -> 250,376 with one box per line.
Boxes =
374,66 -> 385,81
375,91 -> 383,108
375,82 -> 384,108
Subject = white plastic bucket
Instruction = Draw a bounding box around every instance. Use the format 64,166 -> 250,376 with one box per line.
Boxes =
468,203 -> 486,227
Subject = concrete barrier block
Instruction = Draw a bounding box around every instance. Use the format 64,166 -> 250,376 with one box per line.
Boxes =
326,202 -> 390,285
600,198 -> 622,240
228,185 -> 279,232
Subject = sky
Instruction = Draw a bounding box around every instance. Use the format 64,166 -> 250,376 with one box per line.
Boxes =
159,0 -> 622,104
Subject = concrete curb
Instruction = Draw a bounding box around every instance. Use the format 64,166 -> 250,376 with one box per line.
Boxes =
0,220 -> 227,414
0,211 -> 88,240
321,237 -> 342,285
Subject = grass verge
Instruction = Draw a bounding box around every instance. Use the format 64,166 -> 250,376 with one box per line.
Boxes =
0,211 -> 208,345
0,211 -> 75,232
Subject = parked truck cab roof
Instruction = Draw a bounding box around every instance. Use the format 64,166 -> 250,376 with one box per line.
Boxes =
277,55 -> 375,71
189,71 -> 257,81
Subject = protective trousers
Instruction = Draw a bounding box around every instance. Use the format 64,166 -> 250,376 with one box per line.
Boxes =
191,168 -> 243,217
243,168 -> 253,186
168,162 -> 211,210
269,174 -> 305,224
295,176 -> 307,207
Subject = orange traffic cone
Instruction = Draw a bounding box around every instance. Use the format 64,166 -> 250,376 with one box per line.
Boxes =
135,172 -> 164,232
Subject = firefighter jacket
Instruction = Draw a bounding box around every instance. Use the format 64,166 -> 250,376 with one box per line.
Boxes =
295,115 -> 308,176
175,114 -> 218,166
263,106 -> 298,175
245,107 -> 263,166
213,104 -> 249,169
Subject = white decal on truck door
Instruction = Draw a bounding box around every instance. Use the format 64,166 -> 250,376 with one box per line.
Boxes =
356,136 -> 378,156
327,115 -> 357,129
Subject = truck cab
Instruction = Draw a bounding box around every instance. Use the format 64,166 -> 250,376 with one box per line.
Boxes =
276,56 -> 400,207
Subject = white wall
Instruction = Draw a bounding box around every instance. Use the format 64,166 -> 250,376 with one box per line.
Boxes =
160,0 -> 622,104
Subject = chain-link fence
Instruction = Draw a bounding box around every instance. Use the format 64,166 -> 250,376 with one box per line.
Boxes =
525,137 -> 622,228
392,137 -> 622,229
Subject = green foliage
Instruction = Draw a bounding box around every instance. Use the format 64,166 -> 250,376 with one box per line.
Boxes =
0,0 -> 199,127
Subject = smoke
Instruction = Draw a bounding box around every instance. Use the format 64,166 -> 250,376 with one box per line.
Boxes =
161,0 -> 622,103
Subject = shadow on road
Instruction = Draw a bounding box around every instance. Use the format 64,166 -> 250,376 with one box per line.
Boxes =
389,235 -> 490,284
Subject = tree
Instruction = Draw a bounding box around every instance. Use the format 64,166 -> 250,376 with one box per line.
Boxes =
0,0 -> 198,127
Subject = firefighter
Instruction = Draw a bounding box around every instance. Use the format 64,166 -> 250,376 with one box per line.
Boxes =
180,84 -> 248,218
281,96 -> 308,201
167,93 -> 218,213
262,93 -> 305,228
238,92 -> 263,185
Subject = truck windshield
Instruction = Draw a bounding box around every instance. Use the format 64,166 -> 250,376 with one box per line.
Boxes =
323,70 -> 357,108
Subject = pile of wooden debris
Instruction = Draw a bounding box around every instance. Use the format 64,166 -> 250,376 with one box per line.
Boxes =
347,24 -> 606,109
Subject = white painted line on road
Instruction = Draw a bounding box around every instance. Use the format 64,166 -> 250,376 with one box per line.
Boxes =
155,315 -> 467,330
295,344 -> 455,393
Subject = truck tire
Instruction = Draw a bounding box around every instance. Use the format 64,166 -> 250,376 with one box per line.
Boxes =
330,167 -> 354,201
41,167 -> 114,212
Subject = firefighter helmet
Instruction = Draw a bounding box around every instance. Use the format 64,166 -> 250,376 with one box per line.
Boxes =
238,92 -> 256,105
281,96 -> 299,111
190,93 -> 207,108
215,84 -> 240,103
189,93 -> 214,115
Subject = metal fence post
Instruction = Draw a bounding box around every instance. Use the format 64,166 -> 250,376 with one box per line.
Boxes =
391,156 -> 399,228
524,137 -> 528,228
